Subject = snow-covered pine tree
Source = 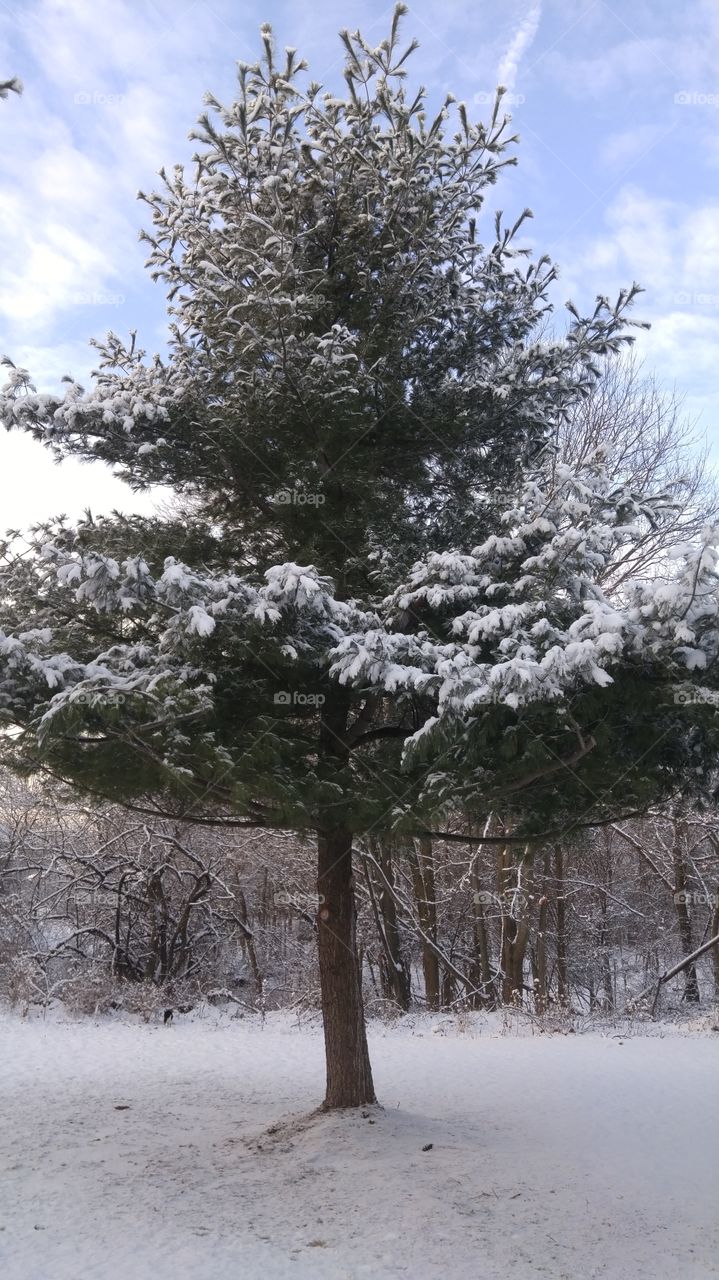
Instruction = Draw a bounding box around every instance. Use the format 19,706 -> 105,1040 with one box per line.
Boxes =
332,451 -> 719,841
2,8 -> 707,1106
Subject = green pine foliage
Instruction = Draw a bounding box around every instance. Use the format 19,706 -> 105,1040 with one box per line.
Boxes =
1,8 -> 716,846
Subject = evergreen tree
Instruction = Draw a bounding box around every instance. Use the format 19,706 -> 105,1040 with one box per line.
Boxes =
2,9 -> 714,1106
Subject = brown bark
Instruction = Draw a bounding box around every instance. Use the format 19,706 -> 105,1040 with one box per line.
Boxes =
314,690 -> 376,1108
501,917 -> 530,1004
317,828 -> 376,1108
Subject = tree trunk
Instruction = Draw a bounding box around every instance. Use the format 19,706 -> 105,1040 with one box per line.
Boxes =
317,827 -> 376,1108
597,887 -> 614,1010
498,844 -> 532,1005
315,690 -> 376,1109
407,837 -> 441,1010
470,867 -> 496,1008
234,885 -> 264,997
366,838 -> 411,1010
712,890 -> 719,1000
533,848 -> 552,1013
554,844 -> 569,1006
672,823 -> 700,1003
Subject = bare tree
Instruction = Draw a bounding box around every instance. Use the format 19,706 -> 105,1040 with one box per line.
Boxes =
559,353 -> 718,589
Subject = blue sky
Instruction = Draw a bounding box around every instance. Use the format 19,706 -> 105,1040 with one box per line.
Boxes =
1,0 -> 718,528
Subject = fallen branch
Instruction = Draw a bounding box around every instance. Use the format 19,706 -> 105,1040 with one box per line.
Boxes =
633,931 -> 719,1011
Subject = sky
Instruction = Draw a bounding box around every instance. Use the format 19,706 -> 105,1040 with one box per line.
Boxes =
0,0 -> 718,529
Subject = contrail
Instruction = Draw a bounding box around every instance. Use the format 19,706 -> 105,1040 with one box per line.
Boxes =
497,4 -> 542,90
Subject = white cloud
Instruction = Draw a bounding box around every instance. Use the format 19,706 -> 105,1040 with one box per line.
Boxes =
0,431 -> 160,530
599,124 -> 667,172
560,184 -> 719,446
0,0 -> 251,345
545,38 -> 669,100
583,187 -> 677,284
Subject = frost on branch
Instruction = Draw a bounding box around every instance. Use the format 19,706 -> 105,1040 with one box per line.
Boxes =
330,452 -> 719,754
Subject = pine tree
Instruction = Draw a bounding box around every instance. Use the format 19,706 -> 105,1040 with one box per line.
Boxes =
2,8 -> 714,1107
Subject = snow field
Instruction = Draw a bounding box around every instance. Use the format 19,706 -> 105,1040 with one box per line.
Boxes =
1,1012 -> 717,1279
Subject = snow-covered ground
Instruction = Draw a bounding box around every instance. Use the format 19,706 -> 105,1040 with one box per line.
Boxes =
1,1010 -> 718,1279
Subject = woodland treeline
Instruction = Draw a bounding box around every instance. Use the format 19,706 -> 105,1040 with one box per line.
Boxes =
3,774 -> 718,1019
